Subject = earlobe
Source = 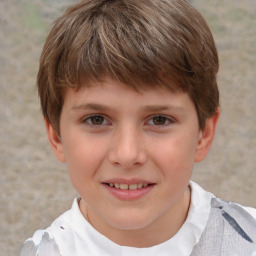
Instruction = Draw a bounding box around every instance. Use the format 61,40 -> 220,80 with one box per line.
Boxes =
44,119 -> 66,163
194,107 -> 220,162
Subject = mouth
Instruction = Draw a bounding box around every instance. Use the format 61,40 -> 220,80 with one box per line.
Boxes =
102,179 -> 156,200
103,182 -> 154,190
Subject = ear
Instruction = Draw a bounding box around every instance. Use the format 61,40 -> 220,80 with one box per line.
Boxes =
194,107 -> 220,162
44,118 -> 66,163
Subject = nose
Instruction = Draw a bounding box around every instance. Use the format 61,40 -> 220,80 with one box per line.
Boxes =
108,125 -> 147,169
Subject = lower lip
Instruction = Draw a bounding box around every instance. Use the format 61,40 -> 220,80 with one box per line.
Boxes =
103,184 -> 155,201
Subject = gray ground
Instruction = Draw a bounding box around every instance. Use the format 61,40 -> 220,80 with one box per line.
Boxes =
0,0 -> 255,255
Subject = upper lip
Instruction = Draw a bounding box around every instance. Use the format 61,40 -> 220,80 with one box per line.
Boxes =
102,178 -> 155,185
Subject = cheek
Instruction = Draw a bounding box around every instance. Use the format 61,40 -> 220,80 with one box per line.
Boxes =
150,135 -> 198,174
65,144 -> 104,200
63,136 -> 107,181
162,134 -> 197,154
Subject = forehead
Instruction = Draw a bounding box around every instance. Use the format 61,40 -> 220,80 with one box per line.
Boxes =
62,77 -> 195,113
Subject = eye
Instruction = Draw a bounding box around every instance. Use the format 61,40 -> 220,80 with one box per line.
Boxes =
152,116 -> 167,125
84,115 -> 109,126
147,115 -> 174,126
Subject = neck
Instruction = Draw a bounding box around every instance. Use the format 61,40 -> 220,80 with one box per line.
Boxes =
81,186 -> 191,247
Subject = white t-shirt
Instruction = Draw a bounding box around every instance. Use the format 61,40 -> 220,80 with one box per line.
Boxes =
20,181 -> 256,256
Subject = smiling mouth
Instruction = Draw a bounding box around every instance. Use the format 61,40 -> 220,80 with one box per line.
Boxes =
103,183 -> 154,190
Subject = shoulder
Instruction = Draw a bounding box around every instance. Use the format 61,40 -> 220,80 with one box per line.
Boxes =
19,199 -> 78,256
191,197 -> 256,255
211,196 -> 256,223
19,231 -> 61,256
190,181 -> 256,220
210,197 -> 256,226
243,206 -> 256,219
212,198 -> 256,246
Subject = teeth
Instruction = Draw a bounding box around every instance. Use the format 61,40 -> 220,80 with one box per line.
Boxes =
108,183 -> 150,190
129,184 -> 138,190
120,184 -> 129,190
138,183 -> 143,189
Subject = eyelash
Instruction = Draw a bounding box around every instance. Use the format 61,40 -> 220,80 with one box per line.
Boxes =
82,114 -> 174,127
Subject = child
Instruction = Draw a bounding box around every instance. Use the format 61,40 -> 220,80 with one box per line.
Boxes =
20,0 -> 256,255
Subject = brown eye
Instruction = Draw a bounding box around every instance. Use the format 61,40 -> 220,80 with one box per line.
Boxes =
88,115 -> 105,125
152,116 -> 167,125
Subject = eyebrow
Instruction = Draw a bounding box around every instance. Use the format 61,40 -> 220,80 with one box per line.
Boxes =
71,103 -> 185,113
71,103 -> 111,111
142,105 -> 185,113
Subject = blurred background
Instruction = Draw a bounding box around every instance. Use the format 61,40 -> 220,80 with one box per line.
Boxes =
0,0 -> 255,255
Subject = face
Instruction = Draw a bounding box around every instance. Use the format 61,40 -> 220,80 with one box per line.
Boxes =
46,77 -> 219,246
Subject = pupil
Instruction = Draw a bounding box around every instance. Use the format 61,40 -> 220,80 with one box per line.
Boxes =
153,116 -> 166,125
92,116 -> 104,125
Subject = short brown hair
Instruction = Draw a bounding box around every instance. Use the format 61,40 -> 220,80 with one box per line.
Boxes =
38,0 -> 219,134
